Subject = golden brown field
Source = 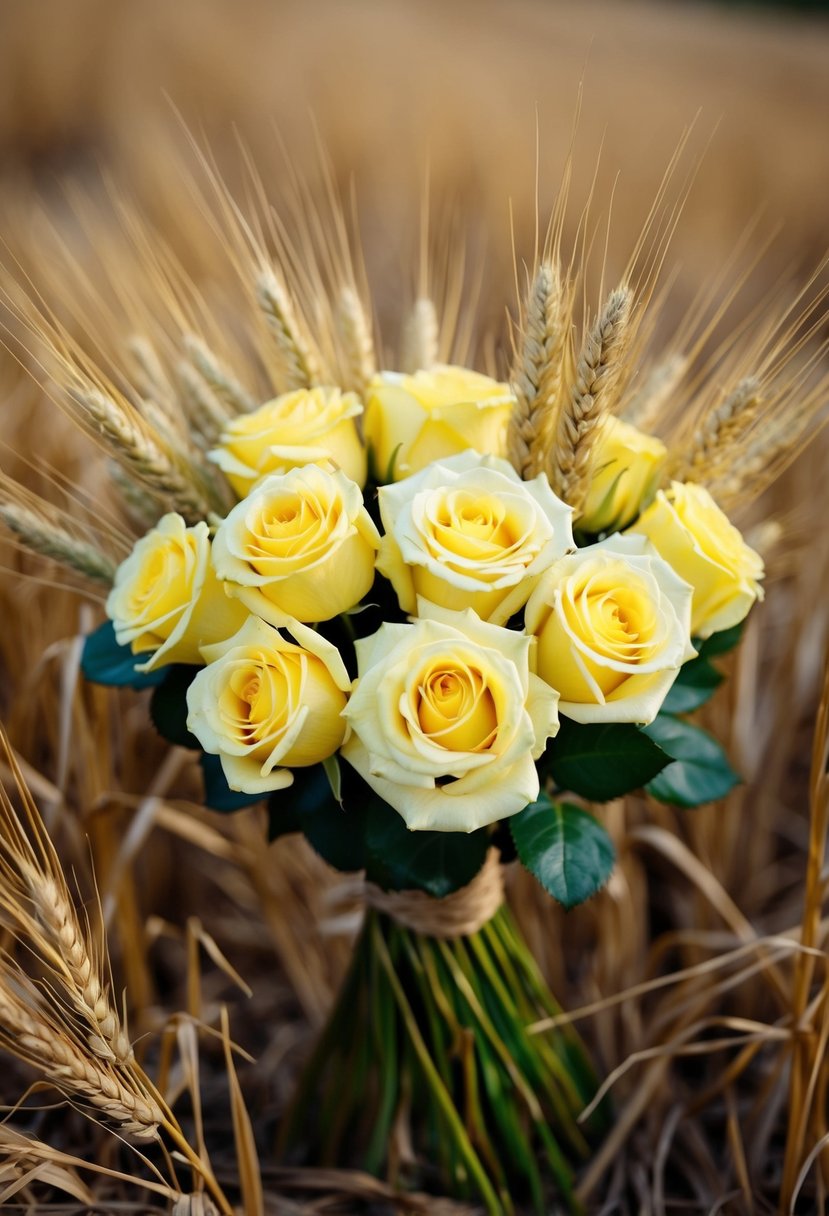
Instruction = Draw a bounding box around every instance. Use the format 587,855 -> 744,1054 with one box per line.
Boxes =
0,1 -> 828,1212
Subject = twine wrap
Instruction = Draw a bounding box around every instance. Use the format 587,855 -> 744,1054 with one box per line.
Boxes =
363,849 -> 504,939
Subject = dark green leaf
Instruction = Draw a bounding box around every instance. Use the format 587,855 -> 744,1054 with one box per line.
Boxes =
661,657 -> 724,715
81,620 -> 165,690
200,754 -> 264,812
267,762 -> 368,870
696,620 -> 745,658
304,800 -> 367,872
510,795 -> 615,909
268,764 -> 339,841
364,796 -> 489,898
643,715 -> 740,808
545,718 -> 670,802
149,666 -> 200,748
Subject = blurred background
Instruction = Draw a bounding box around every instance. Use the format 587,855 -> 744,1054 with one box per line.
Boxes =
0,0 -> 827,317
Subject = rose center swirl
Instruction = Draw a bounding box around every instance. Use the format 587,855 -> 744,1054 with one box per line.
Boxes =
415,662 -> 498,752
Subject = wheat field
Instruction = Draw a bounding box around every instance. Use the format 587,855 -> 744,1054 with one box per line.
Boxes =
0,1 -> 828,1212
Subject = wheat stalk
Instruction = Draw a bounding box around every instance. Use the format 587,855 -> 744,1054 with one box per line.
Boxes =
18,865 -> 132,1063
108,460 -> 161,528
668,376 -> 763,484
0,502 -> 116,583
184,335 -> 255,415
256,267 -> 321,390
622,353 -> 687,433
0,974 -> 160,1141
550,286 -> 632,515
69,386 -> 210,521
0,739 -> 132,1063
127,336 -> 175,412
176,360 -> 233,442
509,263 -> 569,479
402,297 -> 439,373
335,286 -> 376,396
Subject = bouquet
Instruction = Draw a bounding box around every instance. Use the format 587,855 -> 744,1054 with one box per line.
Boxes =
4,163 -> 802,1213
76,327 -> 763,1210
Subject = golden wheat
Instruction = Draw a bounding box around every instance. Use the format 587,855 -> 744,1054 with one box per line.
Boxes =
68,385 -> 210,519
509,262 -> 570,479
335,286 -> 376,396
0,974 -> 160,1141
0,502 -> 115,583
184,334 -> 255,415
622,353 -> 687,433
256,266 -> 323,390
669,375 -> 763,485
550,286 -> 632,515
401,296 -> 439,373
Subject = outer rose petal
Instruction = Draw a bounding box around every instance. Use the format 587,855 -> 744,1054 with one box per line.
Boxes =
341,734 -> 540,832
628,483 -> 763,638
107,514 -> 248,672
365,367 -> 517,482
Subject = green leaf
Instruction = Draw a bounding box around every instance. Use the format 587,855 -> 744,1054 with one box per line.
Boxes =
642,715 -> 740,808
364,797 -> 489,898
200,755 -> 264,813
661,657 -> 724,715
510,795 -> 615,909
545,718 -> 670,802
81,620 -> 164,690
268,764 -> 367,871
696,620 -> 745,658
149,666 -> 200,748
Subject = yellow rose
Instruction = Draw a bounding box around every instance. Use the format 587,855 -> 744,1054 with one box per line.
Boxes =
525,535 -> 696,724
186,615 -> 351,794
364,364 -> 516,481
341,600 -> 560,832
628,481 -> 764,638
211,464 -> 380,625
376,451 -> 574,625
209,386 -> 366,497
106,513 -> 248,672
579,416 -> 667,533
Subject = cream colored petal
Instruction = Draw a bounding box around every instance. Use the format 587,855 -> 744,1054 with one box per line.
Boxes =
220,752 -> 294,795
375,534 -> 417,614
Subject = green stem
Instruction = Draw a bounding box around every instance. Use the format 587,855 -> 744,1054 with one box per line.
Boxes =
371,916 -> 504,1216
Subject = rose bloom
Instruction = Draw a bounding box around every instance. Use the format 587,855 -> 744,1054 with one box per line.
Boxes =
628,481 -> 764,638
376,451 -> 574,625
186,615 -> 351,794
525,534 -> 696,724
364,364 -> 516,482
209,386 -> 366,497
578,416 -> 667,533
341,601 -> 560,832
106,514 -> 248,671
212,464 -> 380,626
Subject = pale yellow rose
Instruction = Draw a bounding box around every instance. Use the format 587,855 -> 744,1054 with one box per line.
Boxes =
525,534 -> 696,724
364,364 -> 516,481
628,481 -> 764,638
341,600 -> 560,832
209,386 -> 366,497
106,514 -> 248,672
579,416 -> 667,533
376,451 -> 574,625
211,464 -> 380,625
186,615 -> 351,794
